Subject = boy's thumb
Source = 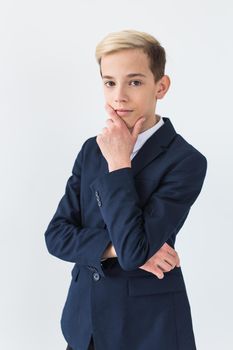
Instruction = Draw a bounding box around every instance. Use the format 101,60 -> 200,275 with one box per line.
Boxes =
132,117 -> 146,138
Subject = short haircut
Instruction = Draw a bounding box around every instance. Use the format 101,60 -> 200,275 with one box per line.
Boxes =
95,29 -> 166,83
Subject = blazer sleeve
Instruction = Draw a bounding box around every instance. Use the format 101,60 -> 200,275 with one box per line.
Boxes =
89,151 -> 208,271
44,139 -> 111,274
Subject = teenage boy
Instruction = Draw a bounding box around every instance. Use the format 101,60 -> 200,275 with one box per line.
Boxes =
44,29 -> 207,350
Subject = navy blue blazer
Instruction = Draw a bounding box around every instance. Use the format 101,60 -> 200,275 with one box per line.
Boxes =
44,117 -> 207,350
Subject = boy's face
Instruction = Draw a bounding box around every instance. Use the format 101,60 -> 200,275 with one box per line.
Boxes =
100,48 -> 170,132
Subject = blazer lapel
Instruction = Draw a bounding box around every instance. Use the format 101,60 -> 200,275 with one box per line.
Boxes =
97,117 -> 177,177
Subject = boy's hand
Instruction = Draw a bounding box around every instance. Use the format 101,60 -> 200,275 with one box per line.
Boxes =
101,243 -> 118,259
139,242 -> 180,279
96,104 -> 145,172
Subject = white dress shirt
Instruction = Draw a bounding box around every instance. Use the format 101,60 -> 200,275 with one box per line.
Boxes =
101,114 -> 164,261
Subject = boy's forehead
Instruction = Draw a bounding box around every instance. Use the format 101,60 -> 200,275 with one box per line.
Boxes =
101,50 -> 151,78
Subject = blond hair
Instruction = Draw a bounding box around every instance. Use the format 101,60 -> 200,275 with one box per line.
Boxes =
95,29 -> 166,83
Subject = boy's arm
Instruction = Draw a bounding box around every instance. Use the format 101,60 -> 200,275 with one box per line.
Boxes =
44,140 -> 111,275
102,242 -> 180,279
90,151 -> 207,271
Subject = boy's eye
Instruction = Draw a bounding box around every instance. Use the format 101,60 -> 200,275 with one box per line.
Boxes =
104,80 -> 142,87
130,80 -> 142,86
104,81 -> 115,87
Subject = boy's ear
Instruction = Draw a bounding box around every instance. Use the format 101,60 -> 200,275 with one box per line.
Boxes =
155,75 -> 171,99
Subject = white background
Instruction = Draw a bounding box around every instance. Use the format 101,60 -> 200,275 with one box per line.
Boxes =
1,1 -> 233,349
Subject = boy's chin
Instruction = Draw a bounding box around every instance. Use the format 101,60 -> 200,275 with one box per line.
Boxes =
122,120 -> 133,130
126,124 -> 134,133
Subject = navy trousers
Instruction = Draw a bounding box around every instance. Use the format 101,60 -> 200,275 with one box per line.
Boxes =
66,335 -> 95,350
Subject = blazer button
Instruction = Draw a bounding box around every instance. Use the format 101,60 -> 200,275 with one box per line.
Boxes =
93,272 -> 100,281
95,191 -> 102,206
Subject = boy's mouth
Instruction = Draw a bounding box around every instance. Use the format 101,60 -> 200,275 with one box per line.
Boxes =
115,109 -> 133,116
115,109 -> 133,112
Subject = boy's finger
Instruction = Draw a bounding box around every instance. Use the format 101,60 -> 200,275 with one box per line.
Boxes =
154,268 -> 164,279
163,242 -> 177,257
131,117 -> 145,138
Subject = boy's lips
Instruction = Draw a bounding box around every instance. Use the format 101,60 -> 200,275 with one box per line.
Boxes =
115,109 -> 133,112
115,110 -> 133,116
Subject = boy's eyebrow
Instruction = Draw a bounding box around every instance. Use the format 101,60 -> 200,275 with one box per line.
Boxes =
102,73 -> 147,79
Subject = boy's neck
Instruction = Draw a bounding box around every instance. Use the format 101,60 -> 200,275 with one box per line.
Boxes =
140,114 -> 160,133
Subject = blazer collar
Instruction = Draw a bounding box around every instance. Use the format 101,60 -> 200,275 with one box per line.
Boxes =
98,117 -> 177,177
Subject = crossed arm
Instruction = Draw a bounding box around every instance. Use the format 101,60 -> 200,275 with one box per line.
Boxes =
45,139 -> 207,278
44,143 -> 181,278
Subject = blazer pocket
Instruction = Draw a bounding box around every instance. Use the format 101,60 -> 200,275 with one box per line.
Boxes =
127,273 -> 186,297
71,264 -> 80,282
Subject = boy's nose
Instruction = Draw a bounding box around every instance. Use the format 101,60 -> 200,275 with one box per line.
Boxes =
114,87 -> 128,103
